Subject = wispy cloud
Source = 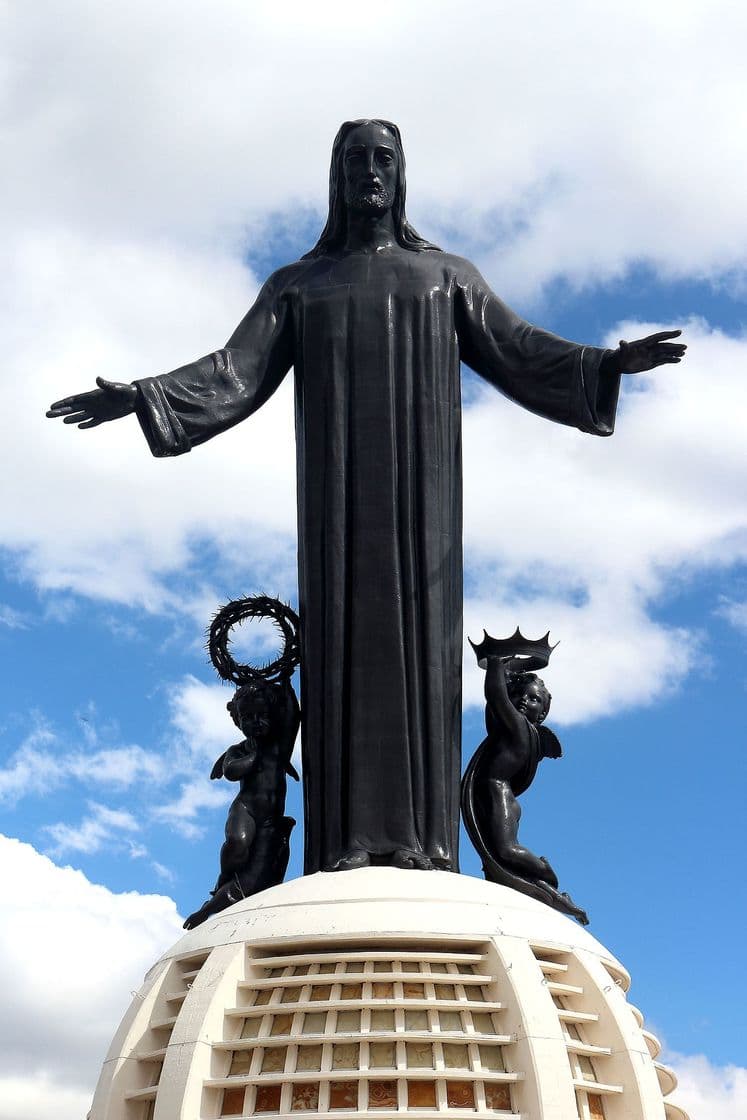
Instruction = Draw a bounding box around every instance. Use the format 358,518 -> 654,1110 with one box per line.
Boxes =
0,725 -> 61,805
151,860 -> 177,884
43,801 -> 139,856
0,728 -> 166,806
715,597 -> 747,635
0,679 -> 245,847
151,777 -> 231,839
0,604 -> 30,630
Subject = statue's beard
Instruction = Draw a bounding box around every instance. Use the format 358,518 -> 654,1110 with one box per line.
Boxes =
345,185 -> 395,216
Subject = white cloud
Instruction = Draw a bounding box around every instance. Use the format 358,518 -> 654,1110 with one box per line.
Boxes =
0,679 -> 242,844
668,1052 -> 747,1120
66,744 -> 165,787
0,835 -> 183,1120
151,776 -> 231,839
167,674 -> 236,757
152,860 -> 177,883
0,604 -> 30,629
5,232 -> 298,612
716,597 -> 747,634
0,1075 -> 92,1120
4,2 -> 747,292
1,1 -> 746,727
0,724 -> 60,805
461,318 -> 747,721
0,725 -> 167,806
44,800 -> 139,856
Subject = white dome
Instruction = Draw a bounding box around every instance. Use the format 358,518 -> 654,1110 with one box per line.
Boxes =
90,870 -> 687,1120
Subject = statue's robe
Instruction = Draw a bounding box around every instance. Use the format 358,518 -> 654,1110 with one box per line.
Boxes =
134,248 -> 621,874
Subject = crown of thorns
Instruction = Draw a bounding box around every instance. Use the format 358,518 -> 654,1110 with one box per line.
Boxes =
208,595 -> 300,685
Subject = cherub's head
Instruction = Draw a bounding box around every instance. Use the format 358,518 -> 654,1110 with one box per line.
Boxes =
227,681 -> 277,739
507,672 -> 551,725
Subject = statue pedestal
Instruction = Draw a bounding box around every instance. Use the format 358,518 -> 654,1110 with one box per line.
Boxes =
89,869 -> 686,1120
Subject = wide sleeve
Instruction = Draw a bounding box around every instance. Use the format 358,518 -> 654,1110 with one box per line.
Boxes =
454,264 -> 621,435
134,271 -> 295,457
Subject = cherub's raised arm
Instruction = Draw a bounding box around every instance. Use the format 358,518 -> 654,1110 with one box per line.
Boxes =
483,656 -> 524,738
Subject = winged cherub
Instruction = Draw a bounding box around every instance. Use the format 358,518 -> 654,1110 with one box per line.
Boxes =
462,633 -> 588,924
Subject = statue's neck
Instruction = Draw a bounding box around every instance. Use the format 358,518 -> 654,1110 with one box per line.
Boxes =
344,211 -> 397,252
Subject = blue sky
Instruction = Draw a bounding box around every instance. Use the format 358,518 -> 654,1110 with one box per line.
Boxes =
1,3 -> 746,1117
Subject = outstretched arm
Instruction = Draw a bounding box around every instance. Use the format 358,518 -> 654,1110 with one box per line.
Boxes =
455,262 -> 686,437
46,267 -> 296,456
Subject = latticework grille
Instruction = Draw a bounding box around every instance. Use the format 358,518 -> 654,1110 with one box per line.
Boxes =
125,950 -> 210,1119
529,944 -> 620,1120
208,942 -> 519,1116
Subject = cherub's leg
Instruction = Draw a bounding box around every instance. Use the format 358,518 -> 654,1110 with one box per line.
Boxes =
538,883 -> 589,926
215,801 -> 256,889
183,880 -> 243,930
486,780 -> 554,882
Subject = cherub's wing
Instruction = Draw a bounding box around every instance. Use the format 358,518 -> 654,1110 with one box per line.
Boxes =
538,726 -> 562,759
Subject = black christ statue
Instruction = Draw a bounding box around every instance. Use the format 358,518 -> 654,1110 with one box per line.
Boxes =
47,119 -> 686,876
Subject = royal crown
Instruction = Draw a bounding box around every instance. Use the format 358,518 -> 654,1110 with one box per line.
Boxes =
469,626 -> 558,670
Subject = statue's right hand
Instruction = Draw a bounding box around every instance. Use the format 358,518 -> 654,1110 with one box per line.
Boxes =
46,376 -> 138,428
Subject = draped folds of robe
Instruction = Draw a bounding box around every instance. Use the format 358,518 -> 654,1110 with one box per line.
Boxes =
134,249 -> 622,875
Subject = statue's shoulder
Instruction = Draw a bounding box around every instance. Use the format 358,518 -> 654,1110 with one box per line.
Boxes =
437,251 -> 482,283
264,258 -> 316,291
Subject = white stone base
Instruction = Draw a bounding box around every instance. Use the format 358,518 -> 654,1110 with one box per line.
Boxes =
89,870 -> 687,1120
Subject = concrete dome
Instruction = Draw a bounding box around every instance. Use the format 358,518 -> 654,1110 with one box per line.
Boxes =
90,870 -> 687,1120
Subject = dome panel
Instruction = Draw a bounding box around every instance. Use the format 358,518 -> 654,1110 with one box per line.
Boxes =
88,870 -> 687,1120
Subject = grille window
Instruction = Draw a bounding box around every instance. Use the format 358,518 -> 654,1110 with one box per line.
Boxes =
124,951 -> 209,1119
210,941 -> 519,1115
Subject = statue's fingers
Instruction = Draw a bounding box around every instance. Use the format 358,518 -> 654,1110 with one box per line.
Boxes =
47,398 -> 79,414
651,354 -> 682,365
78,417 -> 103,429
62,410 -> 91,424
657,343 -> 687,354
95,376 -> 119,390
640,329 -> 682,343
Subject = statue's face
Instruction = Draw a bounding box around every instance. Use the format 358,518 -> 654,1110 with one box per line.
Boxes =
342,122 -> 398,216
513,679 -> 548,725
228,686 -> 272,738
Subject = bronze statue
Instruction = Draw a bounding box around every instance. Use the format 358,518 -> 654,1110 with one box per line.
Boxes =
47,120 -> 686,877
183,597 -> 300,929
461,630 -> 588,924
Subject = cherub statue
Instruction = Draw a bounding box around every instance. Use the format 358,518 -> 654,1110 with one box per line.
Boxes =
183,596 -> 301,929
461,628 -> 589,925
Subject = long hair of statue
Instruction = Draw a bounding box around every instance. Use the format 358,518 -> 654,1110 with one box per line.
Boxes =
303,118 -> 441,258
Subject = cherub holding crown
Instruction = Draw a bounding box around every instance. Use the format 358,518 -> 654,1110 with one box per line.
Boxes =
461,628 -> 589,925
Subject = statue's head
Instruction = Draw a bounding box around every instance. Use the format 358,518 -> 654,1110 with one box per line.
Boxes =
304,119 -> 440,258
227,680 -> 278,739
508,672 -> 551,725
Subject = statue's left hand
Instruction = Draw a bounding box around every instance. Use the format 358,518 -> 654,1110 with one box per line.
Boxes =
614,329 -> 686,374
46,377 -> 138,428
